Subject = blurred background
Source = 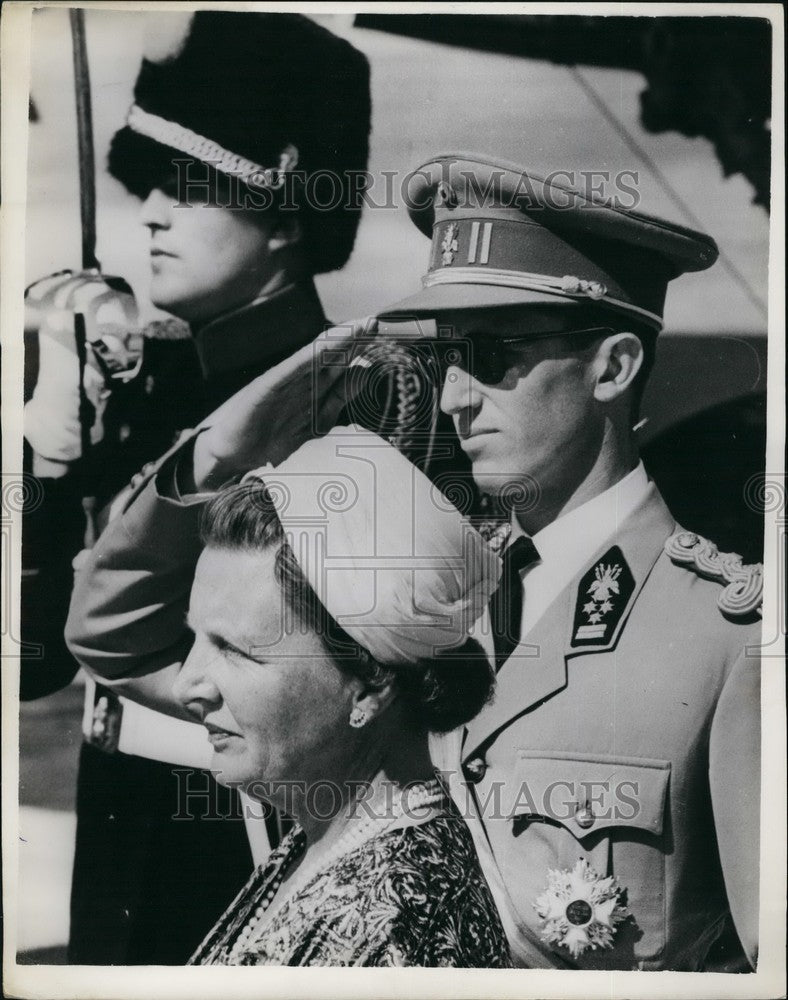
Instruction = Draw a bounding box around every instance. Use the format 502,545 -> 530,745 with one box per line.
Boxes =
18,7 -> 771,962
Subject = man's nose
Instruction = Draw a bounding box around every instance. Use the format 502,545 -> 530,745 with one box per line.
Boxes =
172,641 -> 222,721
439,365 -> 482,418
140,187 -> 172,231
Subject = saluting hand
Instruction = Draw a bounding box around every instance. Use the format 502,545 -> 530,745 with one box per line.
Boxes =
191,317 -> 379,492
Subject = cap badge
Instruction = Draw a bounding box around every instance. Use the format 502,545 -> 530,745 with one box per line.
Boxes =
435,181 -> 457,208
534,858 -> 629,959
571,546 -> 635,646
441,222 -> 459,266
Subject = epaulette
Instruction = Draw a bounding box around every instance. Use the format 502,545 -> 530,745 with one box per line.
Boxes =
664,530 -> 762,618
142,318 -> 192,341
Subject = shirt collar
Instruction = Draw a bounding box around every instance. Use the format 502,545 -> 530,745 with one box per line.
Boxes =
512,461 -> 651,575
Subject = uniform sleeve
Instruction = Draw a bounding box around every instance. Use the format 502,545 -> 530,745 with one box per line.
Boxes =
708,639 -> 761,969
64,434 -> 208,716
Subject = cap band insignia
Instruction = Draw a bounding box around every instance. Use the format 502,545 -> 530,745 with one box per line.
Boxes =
664,530 -> 763,618
467,221 -> 493,264
571,546 -> 635,646
127,105 -> 299,188
440,222 -> 459,265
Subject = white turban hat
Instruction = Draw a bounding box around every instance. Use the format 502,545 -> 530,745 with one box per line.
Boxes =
242,427 -> 501,664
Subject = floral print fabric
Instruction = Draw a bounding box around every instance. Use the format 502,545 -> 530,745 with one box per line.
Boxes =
190,808 -> 512,967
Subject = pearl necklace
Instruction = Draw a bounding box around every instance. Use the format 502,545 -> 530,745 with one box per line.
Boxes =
227,778 -> 446,962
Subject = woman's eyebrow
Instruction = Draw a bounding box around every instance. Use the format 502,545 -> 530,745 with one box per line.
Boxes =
183,611 -> 266,661
208,631 -> 261,661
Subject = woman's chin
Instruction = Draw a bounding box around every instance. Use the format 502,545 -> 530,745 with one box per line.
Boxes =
208,744 -> 252,789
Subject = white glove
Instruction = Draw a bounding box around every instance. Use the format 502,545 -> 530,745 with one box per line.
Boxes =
24,271 -> 141,466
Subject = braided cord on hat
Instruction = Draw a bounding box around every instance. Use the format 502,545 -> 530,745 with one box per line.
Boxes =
127,105 -> 299,188
423,266 -> 664,331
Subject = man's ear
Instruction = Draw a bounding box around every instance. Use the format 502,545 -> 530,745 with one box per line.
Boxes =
267,214 -> 303,255
593,332 -> 644,403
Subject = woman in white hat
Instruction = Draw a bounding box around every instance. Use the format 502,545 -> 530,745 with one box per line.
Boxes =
100,427 -> 509,966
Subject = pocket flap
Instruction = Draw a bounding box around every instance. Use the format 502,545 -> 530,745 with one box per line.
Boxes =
509,750 -> 671,839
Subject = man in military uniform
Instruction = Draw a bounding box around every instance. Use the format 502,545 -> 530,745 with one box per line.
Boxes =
26,12 -> 371,963
379,154 -> 762,971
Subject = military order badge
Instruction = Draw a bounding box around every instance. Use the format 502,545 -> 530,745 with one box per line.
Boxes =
571,546 -> 635,646
534,859 -> 630,959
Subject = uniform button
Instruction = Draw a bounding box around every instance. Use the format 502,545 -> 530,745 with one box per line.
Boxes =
463,757 -> 487,784
574,800 -> 595,829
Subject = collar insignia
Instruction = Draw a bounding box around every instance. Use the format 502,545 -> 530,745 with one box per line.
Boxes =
571,545 -> 635,647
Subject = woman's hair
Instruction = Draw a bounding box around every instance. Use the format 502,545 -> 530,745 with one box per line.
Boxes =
200,480 -> 494,733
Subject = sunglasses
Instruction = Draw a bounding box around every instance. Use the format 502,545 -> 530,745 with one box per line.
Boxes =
410,327 -> 616,386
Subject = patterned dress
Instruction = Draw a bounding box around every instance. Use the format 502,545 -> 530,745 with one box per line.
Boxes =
190,806 -> 512,967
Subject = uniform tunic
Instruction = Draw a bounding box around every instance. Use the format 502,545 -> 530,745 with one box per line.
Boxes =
433,470 -> 761,971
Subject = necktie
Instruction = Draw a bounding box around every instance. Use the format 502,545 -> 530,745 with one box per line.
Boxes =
489,535 -> 540,672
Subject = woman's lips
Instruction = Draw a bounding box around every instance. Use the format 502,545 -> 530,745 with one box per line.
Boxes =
204,723 -> 240,748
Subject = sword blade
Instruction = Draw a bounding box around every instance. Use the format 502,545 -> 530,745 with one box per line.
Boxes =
69,9 -> 99,271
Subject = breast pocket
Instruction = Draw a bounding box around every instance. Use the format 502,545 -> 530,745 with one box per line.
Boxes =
496,750 -> 671,964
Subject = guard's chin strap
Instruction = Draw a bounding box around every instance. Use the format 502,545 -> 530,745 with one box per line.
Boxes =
127,104 -> 299,190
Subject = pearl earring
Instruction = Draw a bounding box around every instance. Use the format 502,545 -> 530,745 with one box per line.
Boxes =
349,706 -> 367,729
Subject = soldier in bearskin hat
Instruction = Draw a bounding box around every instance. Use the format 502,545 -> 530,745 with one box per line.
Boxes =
107,9 -> 371,405
25,11 -> 371,964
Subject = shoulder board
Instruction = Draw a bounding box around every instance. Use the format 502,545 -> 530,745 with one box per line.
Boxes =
663,530 -> 762,619
142,318 -> 192,341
